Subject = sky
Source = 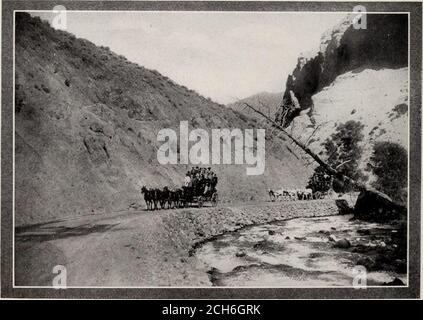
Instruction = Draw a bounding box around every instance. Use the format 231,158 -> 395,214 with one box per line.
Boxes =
32,11 -> 345,104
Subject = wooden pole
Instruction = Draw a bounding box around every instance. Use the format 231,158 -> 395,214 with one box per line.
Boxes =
242,102 -> 401,205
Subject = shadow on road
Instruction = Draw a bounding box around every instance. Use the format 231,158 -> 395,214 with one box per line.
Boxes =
16,223 -> 119,242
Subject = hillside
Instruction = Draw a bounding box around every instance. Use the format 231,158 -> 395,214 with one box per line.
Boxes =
289,67 -> 408,176
15,13 -> 311,226
227,92 -> 282,121
275,14 -> 408,127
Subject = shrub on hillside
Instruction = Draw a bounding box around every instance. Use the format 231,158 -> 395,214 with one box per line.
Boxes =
308,120 -> 366,193
325,120 -> 366,192
369,141 -> 407,203
307,165 -> 332,193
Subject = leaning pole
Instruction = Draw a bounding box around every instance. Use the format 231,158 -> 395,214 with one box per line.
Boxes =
242,102 -> 403,208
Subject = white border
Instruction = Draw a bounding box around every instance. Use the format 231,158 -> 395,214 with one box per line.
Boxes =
11,10 -> 411,290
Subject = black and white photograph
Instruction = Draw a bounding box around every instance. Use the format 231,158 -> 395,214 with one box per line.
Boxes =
1,0 -> 422,301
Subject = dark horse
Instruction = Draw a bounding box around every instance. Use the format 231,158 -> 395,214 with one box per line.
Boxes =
168,189 -> 179,209
160,186 -> 171,209
141,186 -> 153,210
151,188 -> 161,210
268,189 -> 276,202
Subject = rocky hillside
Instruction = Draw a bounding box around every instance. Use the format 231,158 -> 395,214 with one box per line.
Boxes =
227,92 -> 282,121
15,13 -> 311,226
275,14 -> 408,127
274,13 -> 408,184
289,67 -> 408,173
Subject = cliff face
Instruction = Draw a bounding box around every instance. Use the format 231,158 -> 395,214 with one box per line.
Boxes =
275,13 -> 409,189
289,67 -> 408,169
276,14 -> 408,127
15,13 -> 311,226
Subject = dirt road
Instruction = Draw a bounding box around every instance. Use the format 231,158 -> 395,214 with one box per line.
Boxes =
15,209 -> 211,287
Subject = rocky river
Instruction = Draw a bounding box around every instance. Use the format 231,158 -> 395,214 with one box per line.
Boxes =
195,214 -> 407,287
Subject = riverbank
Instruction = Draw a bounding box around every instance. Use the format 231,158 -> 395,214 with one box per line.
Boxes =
195,215 -> 407,286
162,200 -> 342,257
161,200 -> 348,286
15,200 -> 342,287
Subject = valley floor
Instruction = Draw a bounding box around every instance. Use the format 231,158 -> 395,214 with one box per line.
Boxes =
14,200 -> 405,288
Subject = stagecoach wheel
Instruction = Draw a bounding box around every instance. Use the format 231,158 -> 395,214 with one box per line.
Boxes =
198,196 -> 204,208
211,193 -> 218,207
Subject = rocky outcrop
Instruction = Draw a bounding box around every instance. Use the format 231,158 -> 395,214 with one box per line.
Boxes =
354,189 -> 406,221
273,13 -> 409,201
287,67 -> 408,178
276,14 -> 408,127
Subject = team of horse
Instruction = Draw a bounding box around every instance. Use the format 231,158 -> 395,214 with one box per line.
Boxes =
141,186 -> 192,210
268,188 -> 324,202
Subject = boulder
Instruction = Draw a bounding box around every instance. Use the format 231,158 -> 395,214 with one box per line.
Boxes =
333,238 -> 351,248
335,199 -> 353,214
319,230 -> 331,235
356,256 -> 376,270
354,189 -> 406,221
235,250 -> 246,258
328,235 -> 337,242
253,240 -> 267,250
383,278 -> 405,286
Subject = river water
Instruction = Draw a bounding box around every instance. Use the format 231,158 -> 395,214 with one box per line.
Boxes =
195,214 -> 406,287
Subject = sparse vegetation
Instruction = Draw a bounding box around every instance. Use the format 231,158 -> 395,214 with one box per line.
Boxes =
307,165 -> 332,193
369,141 -> 407,203
388,103 -> 408,121
309,120 -> 366,193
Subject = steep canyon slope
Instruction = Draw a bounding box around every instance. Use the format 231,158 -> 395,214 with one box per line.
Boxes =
15,13 -> 310,226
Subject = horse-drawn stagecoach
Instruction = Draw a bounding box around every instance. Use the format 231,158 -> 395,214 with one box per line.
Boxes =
141,167 -> 218,210
191,186 -> 218,208
176,185 -> 218,208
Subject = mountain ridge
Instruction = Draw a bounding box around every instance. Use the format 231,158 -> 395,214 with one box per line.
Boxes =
15,13 -> 311,226
227,91 -> 282,121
